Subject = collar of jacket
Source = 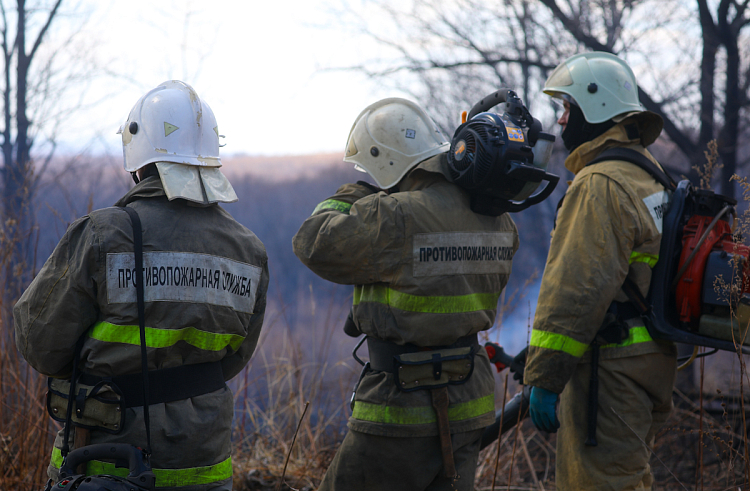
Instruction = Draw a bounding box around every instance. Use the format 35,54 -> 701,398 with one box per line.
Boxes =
399,152 -> 452,191
564,112 -> 661,176
114,176 -> 216,208
115,176 -> 165,207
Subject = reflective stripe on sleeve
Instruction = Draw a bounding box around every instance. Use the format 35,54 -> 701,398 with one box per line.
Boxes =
88,322 -> 245,352
353,285 -> 501,314
530,329 -> 588,357
531,325 -> 655,357
351,394 -> 494,425
629,251 -> 658,267
312,199 -> 353,215
51,448 -> 232,488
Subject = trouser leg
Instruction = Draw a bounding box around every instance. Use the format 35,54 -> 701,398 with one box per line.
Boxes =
555,352 -> 676,491
318,428 -> 483,491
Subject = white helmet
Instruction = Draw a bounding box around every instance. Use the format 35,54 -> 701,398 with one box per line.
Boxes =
543,52 -> 646,124
344,98 -> 450,189
118,81 -> 237,204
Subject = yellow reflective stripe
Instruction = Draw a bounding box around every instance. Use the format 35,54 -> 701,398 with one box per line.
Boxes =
629,251 -> 658,268
312,199 -> 352,215
51,448 -> 231,487
531,326 -> 654,357
51,447 -> 63,468
351,394 -> 494,425
88,322 -> 244,352
599,325 -> 653,349
353,285 -> 500,314
530,329 -> 588,357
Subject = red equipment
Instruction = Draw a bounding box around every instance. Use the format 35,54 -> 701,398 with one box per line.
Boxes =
674,203 -> 750,330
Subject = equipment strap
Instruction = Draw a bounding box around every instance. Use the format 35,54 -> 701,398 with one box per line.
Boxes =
366,334 -> 479,373
120,205 -> 152,457
430,387 -> 457,478
586,147 -> 677,191
79,361 -> 225,408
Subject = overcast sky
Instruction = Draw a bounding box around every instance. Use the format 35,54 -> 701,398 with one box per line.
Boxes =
49,0 -> 405,157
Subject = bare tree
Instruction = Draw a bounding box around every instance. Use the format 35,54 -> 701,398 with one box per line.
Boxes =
0,0 -> 93,296
539,0 -> 750,199
337,0 -> 750,198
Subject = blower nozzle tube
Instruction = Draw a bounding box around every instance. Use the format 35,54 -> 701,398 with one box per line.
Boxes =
479,385 -> 532,450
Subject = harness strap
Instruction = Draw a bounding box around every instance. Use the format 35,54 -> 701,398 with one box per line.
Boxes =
366,334 -> 479,373
120,205 -> 152,456
79,361 -> 226,408
586,147 -> 677,191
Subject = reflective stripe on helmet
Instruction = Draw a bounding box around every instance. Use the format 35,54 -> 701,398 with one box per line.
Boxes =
353,284 -> 501,314
88,322 -> 245,352
629,251 -> 658,267
50,448 -> 232,487
531,325 -> 654,357
312,199 -> 353,215
351,394 -> 494,425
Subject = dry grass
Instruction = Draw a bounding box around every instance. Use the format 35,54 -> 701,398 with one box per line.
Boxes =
3,294 -> 750,491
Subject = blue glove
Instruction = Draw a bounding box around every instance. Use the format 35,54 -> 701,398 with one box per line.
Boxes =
529,386 -> 560,433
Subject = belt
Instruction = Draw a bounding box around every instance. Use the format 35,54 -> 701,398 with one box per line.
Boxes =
366,333 -> 479,373
79,361 -> 226,408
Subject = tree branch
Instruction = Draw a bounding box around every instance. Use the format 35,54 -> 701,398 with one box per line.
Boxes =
28,0 -> 62,61
538,0 -> 699,160
538,0 -> 610,52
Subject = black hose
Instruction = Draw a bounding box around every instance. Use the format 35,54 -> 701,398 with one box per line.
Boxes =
479,385 -> 532,450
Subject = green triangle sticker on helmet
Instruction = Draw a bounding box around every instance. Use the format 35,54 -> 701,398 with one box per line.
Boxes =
164,122 -> 179,137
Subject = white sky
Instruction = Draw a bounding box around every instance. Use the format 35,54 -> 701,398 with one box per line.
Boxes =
48,0 -> 406,157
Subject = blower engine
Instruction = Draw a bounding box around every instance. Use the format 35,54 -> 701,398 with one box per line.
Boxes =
672,189 -> 750,343
447,89 -> 559,216
637,177 -> 750,352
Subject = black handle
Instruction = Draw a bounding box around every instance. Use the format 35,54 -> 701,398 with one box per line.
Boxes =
59,443 -> 150,479
505,171 -> 561,213
467,89 -> 511,121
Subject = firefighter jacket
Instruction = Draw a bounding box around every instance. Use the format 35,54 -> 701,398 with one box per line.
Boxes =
293,153 -> 519,437
524,117 -> 676,394
14,176 -> 269,489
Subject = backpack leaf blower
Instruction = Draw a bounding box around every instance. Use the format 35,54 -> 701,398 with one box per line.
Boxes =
447,89 -> 560,216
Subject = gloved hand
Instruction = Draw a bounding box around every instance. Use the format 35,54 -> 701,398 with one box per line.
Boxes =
510,346 -> 527,383
529,386 -> 560,433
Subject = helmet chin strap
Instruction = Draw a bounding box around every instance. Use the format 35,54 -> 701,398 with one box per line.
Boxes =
131,172 -> 140,185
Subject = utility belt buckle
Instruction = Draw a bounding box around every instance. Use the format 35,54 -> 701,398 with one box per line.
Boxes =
393,346 -> 476,392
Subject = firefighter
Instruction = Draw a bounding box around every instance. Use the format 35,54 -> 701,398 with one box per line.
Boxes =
293,98 -> 519,491
523,52 -> 677,490
14,81 -> 269,491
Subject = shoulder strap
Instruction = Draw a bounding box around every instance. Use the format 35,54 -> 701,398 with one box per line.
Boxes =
120,205 -> 152,457
586,147 -> 677,191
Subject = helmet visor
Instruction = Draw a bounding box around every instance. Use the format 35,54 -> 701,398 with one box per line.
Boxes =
545,63 -> 574,88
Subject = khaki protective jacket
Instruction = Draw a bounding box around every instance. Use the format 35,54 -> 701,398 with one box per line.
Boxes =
293,153 -> 519,437
14,176 -> 269,489
524,117 -> 676,394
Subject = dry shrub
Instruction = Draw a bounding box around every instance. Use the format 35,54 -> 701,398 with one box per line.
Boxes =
0,224 -> 58,491
230,307 -> 355,491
